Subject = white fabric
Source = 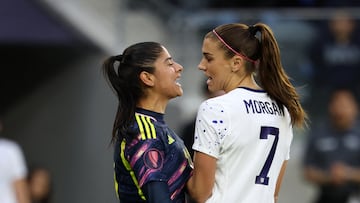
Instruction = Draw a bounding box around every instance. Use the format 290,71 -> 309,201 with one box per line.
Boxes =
193,88 -> 293,203
0,138 -> 27,203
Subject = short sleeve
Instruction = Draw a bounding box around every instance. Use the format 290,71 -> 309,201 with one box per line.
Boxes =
192,100 -> 229,158
128,138 -> 167,187
285,125 -> 293,161
0,139 -> 27,181
9,143 -> 27,180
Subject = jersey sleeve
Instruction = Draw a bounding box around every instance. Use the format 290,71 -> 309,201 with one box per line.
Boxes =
285,124 -> 293,161
282,109 -> 293,161
192,100 -> 229,158
127,133 -> 168,188
9,141 -> 27,180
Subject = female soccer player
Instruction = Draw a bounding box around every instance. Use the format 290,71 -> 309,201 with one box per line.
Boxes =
187,23 -> 307,203
102,42 -> 193,203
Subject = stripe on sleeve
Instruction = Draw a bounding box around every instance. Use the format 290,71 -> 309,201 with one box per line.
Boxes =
140,115 -> 152,139
135,114 -> 156,140
145,116 -> 156,139
120,139 -> 146,200
135,114 -> 146,140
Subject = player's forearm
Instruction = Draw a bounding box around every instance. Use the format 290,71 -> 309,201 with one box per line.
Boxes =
187,176 -> 212,202
274,196 -> 279,203
187,151 -> 216,202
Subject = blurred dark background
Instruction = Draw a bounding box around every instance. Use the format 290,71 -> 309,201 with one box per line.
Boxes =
0,0 -> 99,115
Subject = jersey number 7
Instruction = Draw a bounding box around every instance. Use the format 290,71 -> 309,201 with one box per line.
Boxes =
255,126 -> 280,185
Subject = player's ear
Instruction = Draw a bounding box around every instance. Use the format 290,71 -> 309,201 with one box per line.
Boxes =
231,55 -> 243,72
139,71 -> 155,87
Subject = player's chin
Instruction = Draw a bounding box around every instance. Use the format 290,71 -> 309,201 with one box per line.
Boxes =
168,86 -> 183,99
176,87 -> 183,97
172,86 -> 183,98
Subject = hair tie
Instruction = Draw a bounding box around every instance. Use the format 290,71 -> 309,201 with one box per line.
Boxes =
114,54 -> 123,62
248,25 -> 258,36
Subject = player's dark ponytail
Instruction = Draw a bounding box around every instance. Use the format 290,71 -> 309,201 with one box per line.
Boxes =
102,42 -> 163,143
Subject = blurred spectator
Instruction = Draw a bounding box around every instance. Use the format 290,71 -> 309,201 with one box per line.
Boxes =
0,118 -> 30,203
28,166 -> 52,203
303,88 -> 360,203
307,10 -> 360,120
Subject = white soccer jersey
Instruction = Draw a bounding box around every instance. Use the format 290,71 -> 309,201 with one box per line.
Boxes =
0,138 -> 28,203
192,87 -> 293,203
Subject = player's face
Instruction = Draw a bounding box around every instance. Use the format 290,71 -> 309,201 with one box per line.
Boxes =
152,46 -> 183,99
198,37 -> 233,93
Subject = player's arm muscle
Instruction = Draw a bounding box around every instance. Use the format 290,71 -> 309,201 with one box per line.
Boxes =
187,151 -> 216,203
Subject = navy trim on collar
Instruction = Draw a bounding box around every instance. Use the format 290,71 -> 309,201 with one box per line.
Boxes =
237,87 -> 266,93
135,108 -> 165,123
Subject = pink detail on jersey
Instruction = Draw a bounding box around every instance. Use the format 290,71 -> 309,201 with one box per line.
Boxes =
130,143 -> 149,166
171,186 -> 184,200
168,160 -> 187,185
139,168 -> 158,187
138,149 -> 164,187
129,134 -> 141,147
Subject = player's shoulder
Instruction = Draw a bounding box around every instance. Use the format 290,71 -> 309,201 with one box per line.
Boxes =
0,138 -> 20,148
131,112 -> 169,143
206,88 -> 267,104
199,95 -> 226,111
0,138 -> 22,155
225,87 -> 267,101
133,112 -> 163,130
135,112 -> 157,122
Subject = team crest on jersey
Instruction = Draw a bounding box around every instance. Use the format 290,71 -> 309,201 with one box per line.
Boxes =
143,149 -> 164,169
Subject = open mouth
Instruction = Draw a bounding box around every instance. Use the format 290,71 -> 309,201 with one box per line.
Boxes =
176,77 -> 182,86
206,77 -> 213,84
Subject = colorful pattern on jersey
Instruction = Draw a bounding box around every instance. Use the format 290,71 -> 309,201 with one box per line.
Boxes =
114,108 -> 193,203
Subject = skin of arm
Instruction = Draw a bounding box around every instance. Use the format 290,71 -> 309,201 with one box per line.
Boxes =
14,178 -> 30,203
274,161 -> 288,203
305,162 -> 360,186
188,154 -> 289,203
187,151 -> 217,203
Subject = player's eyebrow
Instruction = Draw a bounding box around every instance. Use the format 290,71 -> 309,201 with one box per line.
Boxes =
164,57 -> 173,63
203,52 -> 212,57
